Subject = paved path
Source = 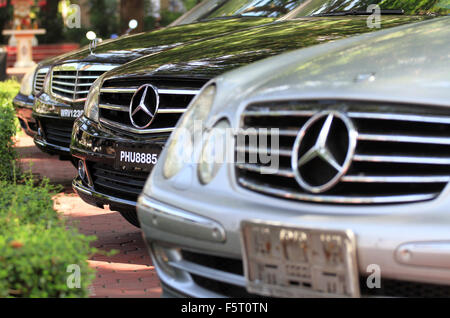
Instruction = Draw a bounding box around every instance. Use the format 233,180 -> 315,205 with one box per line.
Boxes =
15,133 -> 162,298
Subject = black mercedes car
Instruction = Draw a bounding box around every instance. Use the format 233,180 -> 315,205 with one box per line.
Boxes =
13,0 -> 230,139
70,0 -> 448,227
31,0 -> 300,162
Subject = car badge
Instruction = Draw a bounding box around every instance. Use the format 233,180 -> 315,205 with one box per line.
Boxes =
291,111 -> 357,193
129,84 -> 160,129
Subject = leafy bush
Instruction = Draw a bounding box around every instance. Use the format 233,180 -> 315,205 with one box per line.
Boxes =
0,178 -> 97,298
0,223 -> 96,298
0,80 -> 97,297
0,80 -> 20,181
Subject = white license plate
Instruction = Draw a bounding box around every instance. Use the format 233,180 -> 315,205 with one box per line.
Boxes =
241,221 -> 360,297
60,109 -> 83,118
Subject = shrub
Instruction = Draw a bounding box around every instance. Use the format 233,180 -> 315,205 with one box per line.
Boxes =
0,178 -> 97,298
0,80 -> 97,297
0,223 -> 96,298
0,80 -> 20,181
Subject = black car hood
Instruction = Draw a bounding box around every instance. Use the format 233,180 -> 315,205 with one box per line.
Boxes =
104,16 -> 428,81
38,17 -> 275,67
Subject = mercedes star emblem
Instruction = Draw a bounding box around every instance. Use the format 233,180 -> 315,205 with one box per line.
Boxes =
291,111 -> 357,193
129,84 -> 159,129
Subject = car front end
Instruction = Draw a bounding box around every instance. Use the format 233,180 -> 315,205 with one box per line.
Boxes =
137,17 -> 450,297
31,0 -> 282,161
69,0 -> 435,227
13,65 -> 49,137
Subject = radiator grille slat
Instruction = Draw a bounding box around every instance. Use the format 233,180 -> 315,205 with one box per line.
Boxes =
50,64 -> 117,102
236,101 -> 450,205
33,67 -> 49,94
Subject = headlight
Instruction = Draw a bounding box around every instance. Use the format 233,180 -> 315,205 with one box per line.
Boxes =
84,76 -> 103,122
163,84 -> 216,179
198,119 -> 231,185
19,65 -> 37,96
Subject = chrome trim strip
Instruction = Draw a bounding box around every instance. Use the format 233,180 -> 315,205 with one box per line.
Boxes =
100,118 -> 175,134
236,146 -> 292,157
52,80 -> 93,87
34,137 -> 70,153
242,110 -> 315,117
137,195 -> 226,243
348,112 -> 450,124
99,103 -> 186,114
169,259 -> 246,287
52,86 -> 76,94
238,177 -> 437,204
353,154 -> 450,165
100,87 -> 199,95
358,133 -> 450,145
341,175 -> 450,183
157,108 -> 186,114
236,163 -> 294,178
99,103 -> 128,112
238,128 -> 299,137
73,177 -> 136,207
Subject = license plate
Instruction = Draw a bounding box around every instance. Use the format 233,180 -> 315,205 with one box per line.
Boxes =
241,221 -> 360,298
60,109 -> 83,118
114,145 -> 162,172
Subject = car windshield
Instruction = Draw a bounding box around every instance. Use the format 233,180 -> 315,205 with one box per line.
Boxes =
291,0 -> 450,17
200,0 -> 311,19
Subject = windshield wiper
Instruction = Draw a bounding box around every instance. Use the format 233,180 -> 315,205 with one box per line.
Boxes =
313,9 -> 404,17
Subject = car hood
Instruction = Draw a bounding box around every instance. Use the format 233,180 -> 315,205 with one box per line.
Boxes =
37,17 -> 275,67
212,16 -> 449,115
104,15 -> 428,81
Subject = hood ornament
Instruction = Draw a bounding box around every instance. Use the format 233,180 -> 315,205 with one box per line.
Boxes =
86,31 -> 98,55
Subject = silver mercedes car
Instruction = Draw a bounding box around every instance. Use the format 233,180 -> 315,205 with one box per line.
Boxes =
137,17 -> 450,297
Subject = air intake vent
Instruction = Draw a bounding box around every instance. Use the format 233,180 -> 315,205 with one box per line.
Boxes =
236,101 -> 450,205
98,77 -> 207,134
50,63 -> 117,102
33,67 -> 49,95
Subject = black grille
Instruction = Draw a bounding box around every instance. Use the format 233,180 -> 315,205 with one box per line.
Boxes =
181,250 -> 450,297
98,77 -> 207,134
236,100 -> 450,205
89,163 -> 149,202
41,119 -> 73,148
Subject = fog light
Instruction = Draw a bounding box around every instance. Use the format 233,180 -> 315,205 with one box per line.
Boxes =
78,160 -> 87,182
152,244 -> 178,278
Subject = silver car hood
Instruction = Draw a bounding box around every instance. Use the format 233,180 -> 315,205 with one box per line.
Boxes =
212,16 -> 450,122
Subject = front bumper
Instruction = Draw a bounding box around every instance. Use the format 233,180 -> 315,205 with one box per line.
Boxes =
71,115 -> 169,213
137,188 -> 450,297
13,93 -> 37,137
33,93 -> 83,157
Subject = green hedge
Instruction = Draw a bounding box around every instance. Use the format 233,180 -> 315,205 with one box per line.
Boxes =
0,80 -> 97,297
0,80 -> 20,181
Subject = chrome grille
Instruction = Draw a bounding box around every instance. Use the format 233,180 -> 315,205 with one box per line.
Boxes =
236,101 -> 450,205
50,63 -> 117,102
98,78 -> 206,134
33,67 -> 49,94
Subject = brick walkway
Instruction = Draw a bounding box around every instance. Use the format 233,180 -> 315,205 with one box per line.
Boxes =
15,133 -> 162,298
